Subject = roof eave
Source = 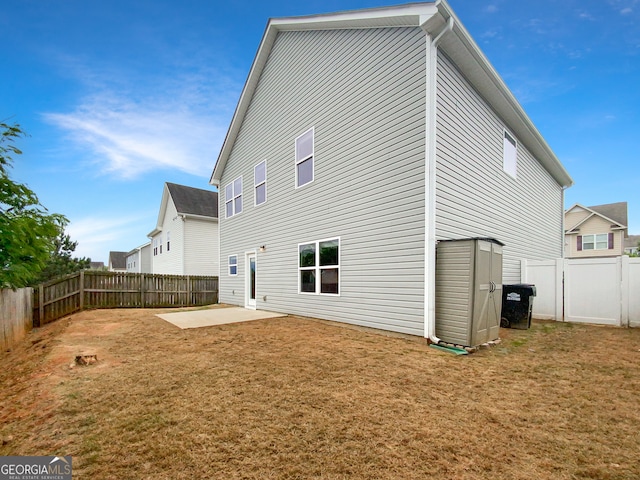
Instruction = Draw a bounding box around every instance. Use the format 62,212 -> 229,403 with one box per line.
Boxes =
211,0 -> 573,189
431,1 -> 573,188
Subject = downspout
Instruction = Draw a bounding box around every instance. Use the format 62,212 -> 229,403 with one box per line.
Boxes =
424,16 -> 454,343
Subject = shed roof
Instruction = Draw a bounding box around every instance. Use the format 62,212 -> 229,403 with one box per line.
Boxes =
210,0 -> 573,189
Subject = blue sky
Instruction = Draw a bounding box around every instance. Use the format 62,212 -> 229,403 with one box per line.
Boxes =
2,0 -> 639,262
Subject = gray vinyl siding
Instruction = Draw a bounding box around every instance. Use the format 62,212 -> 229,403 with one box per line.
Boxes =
151,200 -> 184,275
219,27 -> 427,335
184,219 -> 219,276
435,52 -> 563,283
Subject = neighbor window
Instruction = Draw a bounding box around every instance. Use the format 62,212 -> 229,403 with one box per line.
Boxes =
225,177 -> 243,218
295,128 -> 314,188
254,161 -> 267,206
579,233 -> 612,251
159,234 -> 162,254
298,238 -> 339,295
166,231 -> 171,252
229,255 -> 238,276
503,130 -> 517,178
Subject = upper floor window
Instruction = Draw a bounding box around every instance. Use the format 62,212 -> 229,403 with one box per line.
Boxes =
254,161 -> 267,206
295,128 -> 314,188
166,231 -> 171,252
225,177 -> 243,218
503,130 -> 517,178
578,233 -> 612,251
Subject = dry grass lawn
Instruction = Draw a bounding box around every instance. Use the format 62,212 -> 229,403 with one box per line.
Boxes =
1,306 -> 640,479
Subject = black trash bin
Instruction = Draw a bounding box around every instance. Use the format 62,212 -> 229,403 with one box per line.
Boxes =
501,284 -> 536,329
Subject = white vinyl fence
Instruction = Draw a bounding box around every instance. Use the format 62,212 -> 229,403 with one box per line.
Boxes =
521,256 -> 640,327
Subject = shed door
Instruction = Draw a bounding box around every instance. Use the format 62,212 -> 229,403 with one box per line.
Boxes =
471,241 -> 502,345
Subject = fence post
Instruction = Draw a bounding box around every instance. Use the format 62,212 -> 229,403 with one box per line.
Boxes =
37,284 -> 44,328
621,255 -> 629,327
79,271 -> 85,311
556,258 -> 565,322
140,274 -> 146,308
520,259 -> 528,283
187,276 -> 191,306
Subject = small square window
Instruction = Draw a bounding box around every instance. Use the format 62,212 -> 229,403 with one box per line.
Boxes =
228,255 -> 238,276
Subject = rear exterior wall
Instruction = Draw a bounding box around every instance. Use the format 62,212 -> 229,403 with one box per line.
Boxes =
435,52 -> 564,283
218,27 -> 427,335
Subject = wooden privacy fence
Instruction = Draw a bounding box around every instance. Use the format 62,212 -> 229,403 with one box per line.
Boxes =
33,271 -> 219,326
1,288 -> 33,351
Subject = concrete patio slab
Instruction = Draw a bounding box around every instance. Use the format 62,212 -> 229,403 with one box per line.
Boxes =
157,307 -> 287,329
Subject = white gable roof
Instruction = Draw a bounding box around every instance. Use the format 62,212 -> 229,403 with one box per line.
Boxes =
211,0 -> 572,188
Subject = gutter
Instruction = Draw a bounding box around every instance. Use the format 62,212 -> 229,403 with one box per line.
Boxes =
424,16 -> 454,343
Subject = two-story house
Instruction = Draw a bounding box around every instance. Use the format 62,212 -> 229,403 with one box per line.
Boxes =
148,182 -> 220,276
564,202 -> 628,258
209,2 -> 572,339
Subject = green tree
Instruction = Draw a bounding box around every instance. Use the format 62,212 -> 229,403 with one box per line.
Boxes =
35,231 -> 91,284
0,121 -> 68,288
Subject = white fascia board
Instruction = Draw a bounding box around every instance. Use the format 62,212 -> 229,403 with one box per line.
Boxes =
179,213 -> 219,222
152,183 -> 171,230
564,203 -> 588,213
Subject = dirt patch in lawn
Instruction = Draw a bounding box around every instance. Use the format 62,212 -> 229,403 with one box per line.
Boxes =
1,307 -> 640,479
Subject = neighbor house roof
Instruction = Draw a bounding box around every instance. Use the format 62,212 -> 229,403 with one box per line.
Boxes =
624,234 -> 639,249
210,0 -> 573,189
565,202 -> 628,236
149,183 -> 219,237
108,251 -> 127,269
166,182 -> 219,218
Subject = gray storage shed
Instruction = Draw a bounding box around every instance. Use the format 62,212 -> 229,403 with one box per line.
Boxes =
435,238 -> 503,346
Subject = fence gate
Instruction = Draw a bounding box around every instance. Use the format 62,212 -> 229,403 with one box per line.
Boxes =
564,258 -> 621,325
522,256 -> 640,327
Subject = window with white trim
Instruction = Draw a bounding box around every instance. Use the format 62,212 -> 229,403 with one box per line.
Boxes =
166,231 -> 171,252
503,130 -> 517,178
298,238 -> 339,295
225,177 -> 243,218
295,128 -> 314,188
254,161 -> 267,206
159,233 -> 162,254
228,255 -> 238,276
580,233 -> 610,251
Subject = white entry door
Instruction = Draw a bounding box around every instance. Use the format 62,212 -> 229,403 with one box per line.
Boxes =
245,253 -> 257,309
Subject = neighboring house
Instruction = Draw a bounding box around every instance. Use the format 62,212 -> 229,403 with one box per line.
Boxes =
108,251 -> 127,272
564,202 -> 628,258
89,261 -> 105,270
209,2 -> 573,339
147,182 -> 219,276
126,242 -> 152,273
624,235 -> 640,255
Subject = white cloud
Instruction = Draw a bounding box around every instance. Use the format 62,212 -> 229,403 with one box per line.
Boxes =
44,91 -> 231,179
67,212 -> 153,261
484,5 -> 498,13
621,7 -> 633,14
